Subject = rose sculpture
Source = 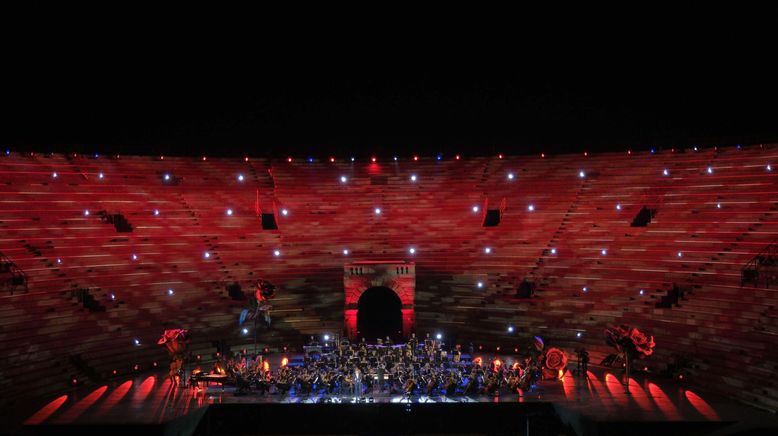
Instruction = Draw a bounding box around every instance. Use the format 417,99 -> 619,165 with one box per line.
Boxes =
603,324 -> 655,385
542,347 -> 569,380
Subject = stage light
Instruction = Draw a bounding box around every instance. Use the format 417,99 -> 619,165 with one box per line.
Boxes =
153,209 -> 160,216
350,157 -> 355,162
484,247 -> 492,254
308,157 -> 314,163
273,249 -> 281,257
584,152 -> 588,157
94,153 -> 100,159
767,164 -> 772,172
579,170 -> 585,178
541,153 -> 545,158
164,173 -> 171,181
677,251 -> 683,257
498,154 -> 503,159
650,148 -> 656,154
374,208 -> 381,215
167,289 -> 174,296
393,156 -> 398,161
627,150 -> 632,155
244,156 -> 249,162
202,156 -> 207,161
707,166 -> 713,174
84,210 -> 90,216
324,334 -> 330,341
582,287 -> 588,293
242,328 -> 249,335
716,203 -> 721,209
693,146 -> 698,151
436,333 -> 442,340
98,172 -> 104,179
550,248 -> 557,255
455,154 -> 460,160
476,281 -> 484,288
371,156 -> 377,163
4,149 -> 9,156
601,249 -> 607,256
57,258 -> 62,264
639,289 -> 645,296
226,209 -> 233,216
409,174 -> 418,182
237,174 -> 245,181
131,254 -> 138,261
436,154 -> 442,161
576,332 -> 582,338
342,249 -> 349,255
204,252 -> 210,258
160,155 -> 164,160
472,205 -> 479,213
133,338 -> 141,346
340,175 -> 348,183
527,204 -> 535,211
287,157 -> 293,162
409,247 -> 416,255
72,377 -> 78,385
413,155 -> 419,161
330,157 -> 336,162
52,172 -> 58,178
110,293 -> 116,300
281,208 -> 288,216
507,172 -> 514,180
663,169 -> 669,176
507,326 -> 514,333
616,203 -> 621,210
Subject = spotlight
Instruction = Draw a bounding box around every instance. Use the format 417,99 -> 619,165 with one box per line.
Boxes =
507,172 -> 514,180
393,156 -> 398,161
350,157 -> 355,162
476,281 -> 484,288
164,173 -> 171,181
410,174 -> 417,182
324,334 -> 330,341
527,204 -> 535,211
677,251 -> 683,257
663,169 -> 669,176
287,157 -> 293,162
57,258 -> 62,264
409,247 -> 416,255
550,248 -> 557,255
413,155 -> 419,161
374,208 -> 381,215
281,208 -> 288,216
237,174 -> 245,181
576,332 -> 582,338
693,146 -> 698,151
273,250 -> 281,257
308,157 -> 314,163
133,338 -> 141,346
202,156 -> 207,161
98,172 -> 104,179
472,205 -> 479,213
455,154 -> 460,160
579,170 -> 585,178
110,293 -> 116,300
584,152 -> 588,156
340,175 -> 348,183
650,148 -> 656,154
541,153 -> 545,158
153,209 -> 160,216
131,254 -> 138,261
716,203 -> 721,209
226,209 -> 233,216
242,328 -> 249,335
768,164 -> 772,172
160,155 -> 164,160
507,326 -> 514,333
627,150 -> 632,155
616,203 -> 621,210
707,166 -> 713,174
204,252 -> 210,258
330,157 -> 336,162
582,287 -> 588,293
639,289 -> 645,296
436,333 -> 442,340
84,210 -> 90,216
244,156 -> 249,162
167,289 -> 174,295
601,249 -> 607,256
371,156 -> 377,163
436,154 -> 442,160
484,247 -> 492,254
498,154 -> 503,159
342,249 -> 349,255
52,172 -> 58,178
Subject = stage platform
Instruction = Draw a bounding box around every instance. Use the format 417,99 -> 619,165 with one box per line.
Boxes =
11,366 -> 778,436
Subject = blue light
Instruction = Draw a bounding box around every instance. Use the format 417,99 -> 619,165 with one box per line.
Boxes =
393,156 -> 398,161
476,281 -> 484,288
650,148 -> 656,154
579,170 -> 585,178
324,334 -> 330,341
409,247 -> 416,255
507,326 -> 514,333
507,172 -> 515,180
167,289 -> 174,295
98,172 -> 104,179
576,332 -> 582,338
550,248 -> 557,255
410,174 -> 417,182
164,174 -> 171,181
616,203 -> 621,210
308,157 -> 314,163
340,175 -> 348,183
436,333 -> 442,340
677,251 -> 683,257
436,154 -> 442,161
84,210 -> 90,216
663,169 -> 669,176
237,174 -> 245,181
582,286 -> 588,292
242,328 -> 249,335
131,254 -> 138,261
133,338 -> 141,346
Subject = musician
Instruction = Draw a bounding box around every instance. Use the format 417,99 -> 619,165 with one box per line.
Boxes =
353,366 -> 363,398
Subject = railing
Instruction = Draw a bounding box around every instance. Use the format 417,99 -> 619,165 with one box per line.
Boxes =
741,238 -> 778,287
0,251 -> 28,294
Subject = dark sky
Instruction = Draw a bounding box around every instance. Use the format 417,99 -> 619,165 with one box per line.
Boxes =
3,4 -> 777,158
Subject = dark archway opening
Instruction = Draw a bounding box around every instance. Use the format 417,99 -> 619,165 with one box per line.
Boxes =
357,286 -> 402,343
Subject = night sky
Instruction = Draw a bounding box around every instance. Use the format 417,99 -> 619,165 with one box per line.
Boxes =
3,4 -> 777,158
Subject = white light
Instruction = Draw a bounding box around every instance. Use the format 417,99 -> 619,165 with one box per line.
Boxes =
110,293 -> 116,300
716,203 -> 721,209
242,328 -> 249,335
677,251 -> 683,257
167,289 -> 174,295
639,289 -> 645,296
476,281 -> 484,288
350,157 -> 355,162
582,286 -> 588,292
484,247 -> 492,254
52,172 -> 58,178
153,209 -> 160,216
409,247 -> 416,254
663,169 -> 669,176
507,172 -> 514,180
131,254 -> 138,261
340,175 -> 348,183
576,332 -> 582,338
343,249 -> 349,255
98,172 -> 104,179
527,204 -> 535,212
83,210 -> 90,216
410,174 -> 417,182
238,174 -> 245,181
472,205 -> 479,213
133,339 -> 141,346
281,209 -> 288,216
507,326 -> 514,333
374,208 -> 381,215
204,252 -> 210,258
693,146 -> 698,151
324,334 -> 330,341
226,209 -> 233,216
164,174 -> 171,181
436,333 -> 442,340
550,248 -> 557,255
616,203 -> 621,210
767,164 -> 772,172
393,156 -> 398,161
601,249 -> 607,256
56,258 -> 62,264
579,170 -> 585,178
273,250 -> 281,257
707,166 -> 713,174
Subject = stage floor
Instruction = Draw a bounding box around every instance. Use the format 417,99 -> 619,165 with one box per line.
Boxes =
13,366 -> 778,435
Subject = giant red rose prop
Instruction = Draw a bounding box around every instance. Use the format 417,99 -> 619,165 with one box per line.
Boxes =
544,347 -> 568,371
